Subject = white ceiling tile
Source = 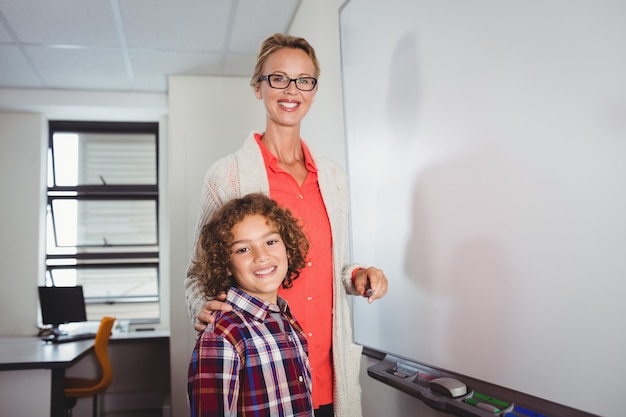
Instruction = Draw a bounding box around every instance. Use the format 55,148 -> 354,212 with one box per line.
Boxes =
230,0 -> 301,53
223,52 -> 257,78
0,45 -> 43,87
120,0 -> 231,51
0,0 -> 120,46
0,19 -> 14,42
130,49 -> 223,92
25,45 -> 131,91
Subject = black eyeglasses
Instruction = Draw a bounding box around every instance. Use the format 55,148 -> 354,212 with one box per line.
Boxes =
259,74 -> 318,91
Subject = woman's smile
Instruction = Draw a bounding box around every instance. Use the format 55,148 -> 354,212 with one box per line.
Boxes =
278,99 -> 300,110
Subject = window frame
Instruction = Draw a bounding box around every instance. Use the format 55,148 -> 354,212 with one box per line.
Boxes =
46,120 -> 160,324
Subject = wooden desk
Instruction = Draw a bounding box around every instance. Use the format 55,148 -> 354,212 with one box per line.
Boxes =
0,336 -> 94,417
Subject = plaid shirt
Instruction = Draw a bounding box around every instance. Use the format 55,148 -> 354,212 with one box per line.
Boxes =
188,287 -> 314,417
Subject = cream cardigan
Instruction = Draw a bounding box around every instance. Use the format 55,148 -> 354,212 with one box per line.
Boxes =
184,131 -> 365,417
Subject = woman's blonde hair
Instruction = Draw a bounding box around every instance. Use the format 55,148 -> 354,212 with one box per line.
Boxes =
191,193 -> 309,298
250,33 -> 320,87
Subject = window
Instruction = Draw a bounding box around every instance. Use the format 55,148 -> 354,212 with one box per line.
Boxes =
46,121 -> 159,323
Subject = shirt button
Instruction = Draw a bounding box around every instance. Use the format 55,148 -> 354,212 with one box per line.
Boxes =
307,261 -> 312,267
299,375 -> 304,383
307,332 -> 313,337
298,194 -> 304,199
307,296 -> 312,301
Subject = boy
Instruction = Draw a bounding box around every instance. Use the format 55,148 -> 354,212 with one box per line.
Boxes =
187,193 -> 313,417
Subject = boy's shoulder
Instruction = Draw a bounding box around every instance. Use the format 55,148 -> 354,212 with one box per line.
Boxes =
199,310 -> 247,345
214,308 -> 247,330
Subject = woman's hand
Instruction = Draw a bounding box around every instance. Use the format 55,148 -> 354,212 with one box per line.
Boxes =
353,266 -> 389,303
194,292 -> 232,331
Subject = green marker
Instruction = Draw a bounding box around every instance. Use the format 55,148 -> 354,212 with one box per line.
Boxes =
473,391 -> 511,409
465,391 -> 511,414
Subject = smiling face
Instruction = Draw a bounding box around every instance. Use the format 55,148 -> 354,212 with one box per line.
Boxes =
254,47 -> 318,130
228,214 -> 289,304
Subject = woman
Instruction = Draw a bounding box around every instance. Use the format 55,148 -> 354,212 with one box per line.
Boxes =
185,33 -> 388,417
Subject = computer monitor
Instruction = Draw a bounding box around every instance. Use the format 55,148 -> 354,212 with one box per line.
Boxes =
38,286 -> 87,336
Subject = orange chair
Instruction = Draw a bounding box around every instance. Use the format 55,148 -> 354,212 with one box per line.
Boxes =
64,316 -> 116,417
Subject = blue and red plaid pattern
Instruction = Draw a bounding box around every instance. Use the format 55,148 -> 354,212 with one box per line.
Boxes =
188,287 -> 314,416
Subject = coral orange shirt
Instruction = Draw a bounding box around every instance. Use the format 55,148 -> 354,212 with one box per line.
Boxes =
255,134 -> 334,408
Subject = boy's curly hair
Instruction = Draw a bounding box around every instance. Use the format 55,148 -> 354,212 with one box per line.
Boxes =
191,193 -> 309,298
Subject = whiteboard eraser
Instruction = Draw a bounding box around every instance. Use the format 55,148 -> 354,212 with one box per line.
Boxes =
429,377 -> 468,398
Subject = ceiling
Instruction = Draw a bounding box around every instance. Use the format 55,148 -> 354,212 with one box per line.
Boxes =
0,0 -> 301,94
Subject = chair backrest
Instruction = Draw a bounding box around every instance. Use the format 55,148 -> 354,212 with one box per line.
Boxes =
94,316 -> 116,391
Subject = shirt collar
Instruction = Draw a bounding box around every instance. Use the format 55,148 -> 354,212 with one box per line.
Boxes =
254,133 -> 317,174
226,286 -> 290,321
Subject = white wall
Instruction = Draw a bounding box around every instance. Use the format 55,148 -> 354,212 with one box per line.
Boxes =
0,88 -> 167,122
290,0 -> 347,168
0,112 -> 47,336
0,369 -> 50,416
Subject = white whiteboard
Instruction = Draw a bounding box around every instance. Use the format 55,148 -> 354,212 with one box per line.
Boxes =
340,1 -> 626,416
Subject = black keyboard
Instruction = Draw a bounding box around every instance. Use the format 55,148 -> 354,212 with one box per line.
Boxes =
42,332 -> 97,344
